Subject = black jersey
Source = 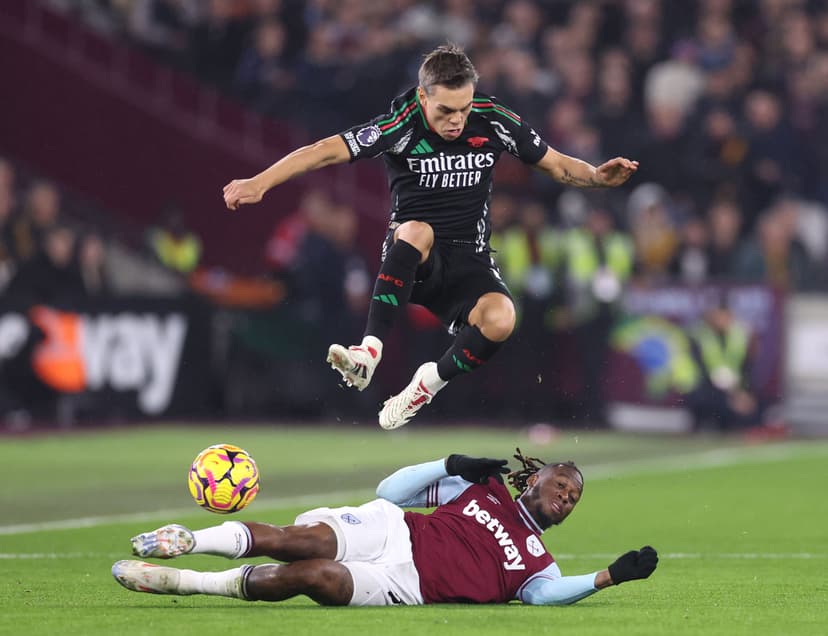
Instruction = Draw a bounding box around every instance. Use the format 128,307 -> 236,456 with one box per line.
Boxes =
339,87 -> 548,251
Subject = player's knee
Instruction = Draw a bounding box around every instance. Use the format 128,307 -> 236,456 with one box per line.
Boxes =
480,297 -> 516,341
305,561 -> 353,606
488,311 -> 516,341
395,221 -> 434,256
245,564 -> 282,600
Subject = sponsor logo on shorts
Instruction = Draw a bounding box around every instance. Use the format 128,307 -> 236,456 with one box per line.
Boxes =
341,513 -> 362,525
356,125 -> 381,147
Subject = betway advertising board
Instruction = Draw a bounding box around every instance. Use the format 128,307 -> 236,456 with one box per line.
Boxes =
0,299 -> 211,417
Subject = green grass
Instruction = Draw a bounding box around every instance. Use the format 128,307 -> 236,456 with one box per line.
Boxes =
1,426 -> 827,635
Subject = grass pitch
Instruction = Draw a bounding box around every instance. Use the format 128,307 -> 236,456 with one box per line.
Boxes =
1,424 -> 826,635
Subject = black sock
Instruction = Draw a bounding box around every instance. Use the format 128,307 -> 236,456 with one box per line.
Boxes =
364,239 -> 421,340
437,325 -> 503,382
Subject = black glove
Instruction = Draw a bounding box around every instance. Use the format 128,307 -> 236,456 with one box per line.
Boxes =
445,454 -> 510,484
608,546 -> 659,584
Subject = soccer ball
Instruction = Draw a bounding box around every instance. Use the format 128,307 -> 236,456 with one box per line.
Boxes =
188,444 -> 260,513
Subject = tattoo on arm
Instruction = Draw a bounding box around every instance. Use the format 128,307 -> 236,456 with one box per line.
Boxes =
560,168 -> 602,188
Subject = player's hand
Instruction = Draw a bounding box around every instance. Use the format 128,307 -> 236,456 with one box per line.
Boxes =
608,546 -> 658,584
223,178 -> 265,211
446,454 -> 510,484
594,157 -> 639,187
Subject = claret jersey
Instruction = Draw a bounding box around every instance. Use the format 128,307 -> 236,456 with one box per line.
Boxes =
403,477 -> 555,604
339,87 -> 549,251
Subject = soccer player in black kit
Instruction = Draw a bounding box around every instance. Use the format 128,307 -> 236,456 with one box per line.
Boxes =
224,45 -> 638,430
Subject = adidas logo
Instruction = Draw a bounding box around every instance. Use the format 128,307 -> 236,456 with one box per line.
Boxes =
452,354 -> 472,372
350,363 -> 368,379
373,293 -> 399,306
409,139 -> 434,155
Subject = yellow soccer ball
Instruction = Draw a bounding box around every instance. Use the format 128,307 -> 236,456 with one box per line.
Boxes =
188,444 -> 260,513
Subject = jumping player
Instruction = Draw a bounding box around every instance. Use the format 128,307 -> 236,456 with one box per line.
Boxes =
223,45 -> 639,429
113,450 -> 658,606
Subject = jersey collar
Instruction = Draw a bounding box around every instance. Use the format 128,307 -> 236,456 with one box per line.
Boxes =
516,498 -> 544,535
414,92 -> 434,132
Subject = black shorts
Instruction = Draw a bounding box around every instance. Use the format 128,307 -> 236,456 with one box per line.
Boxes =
382,232 -> 513,333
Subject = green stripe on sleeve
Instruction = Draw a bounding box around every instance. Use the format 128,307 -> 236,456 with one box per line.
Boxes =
472,106 -> 521,126
377,97 -> 417,126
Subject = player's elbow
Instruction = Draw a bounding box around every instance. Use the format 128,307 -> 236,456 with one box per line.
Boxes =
375,478 -> 396,502
308,136 -> 349,168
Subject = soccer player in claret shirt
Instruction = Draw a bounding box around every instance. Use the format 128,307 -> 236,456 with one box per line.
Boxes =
223,44 -> 639,429
113,450 -> 658,606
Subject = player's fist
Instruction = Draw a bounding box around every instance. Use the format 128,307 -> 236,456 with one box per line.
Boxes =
608,546 -> 658,584
446,454 -> 510,484
223,178 -> 264,210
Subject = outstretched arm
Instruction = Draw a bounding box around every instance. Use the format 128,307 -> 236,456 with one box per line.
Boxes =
376,458 -> 452,506
376,455 -> 509,507
223,135 -> 351,210
534,147 -> 639,188
520,547 -> 658,605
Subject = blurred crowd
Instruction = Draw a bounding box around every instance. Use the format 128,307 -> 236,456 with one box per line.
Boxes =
12,0 -> 828,428
0,156 -> 207,303
0,158 -> 112,304
44,0 -> 828,295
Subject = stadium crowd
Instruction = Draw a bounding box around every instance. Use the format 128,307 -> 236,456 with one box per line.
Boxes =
6,0 -> 827,429
0,157 -> 202,301
0,158 -> 111,303
43,0 -> 828,293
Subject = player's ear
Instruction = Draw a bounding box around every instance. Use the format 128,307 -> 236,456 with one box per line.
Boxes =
526,473 -> 539,488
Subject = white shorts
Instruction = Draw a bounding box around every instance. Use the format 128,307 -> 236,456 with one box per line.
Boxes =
295,498 -> 423,606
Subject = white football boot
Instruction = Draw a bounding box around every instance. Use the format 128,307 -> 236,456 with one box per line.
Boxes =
131,524 -> 195,559
379,362 -> 437,430
326,336 -> 382,391
112,560 -> 187,595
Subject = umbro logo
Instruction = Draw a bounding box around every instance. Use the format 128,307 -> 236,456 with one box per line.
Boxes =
409,139 -> 434,155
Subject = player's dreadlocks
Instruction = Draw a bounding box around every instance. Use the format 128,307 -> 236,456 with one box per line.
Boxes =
507,447 -> 583,494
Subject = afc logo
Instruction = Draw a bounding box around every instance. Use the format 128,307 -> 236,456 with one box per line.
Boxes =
378,273 -> 404,287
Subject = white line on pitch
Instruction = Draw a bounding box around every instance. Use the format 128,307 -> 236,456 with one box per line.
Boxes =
1,441 -> 825,536
0,489 -> 376,536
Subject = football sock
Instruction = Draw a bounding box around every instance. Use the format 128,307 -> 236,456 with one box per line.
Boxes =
192,521 -> 251,558
364,239 -> 421,340
436,325 -> 503,382
420,361 -> 448,395
178,567 -> 245,598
